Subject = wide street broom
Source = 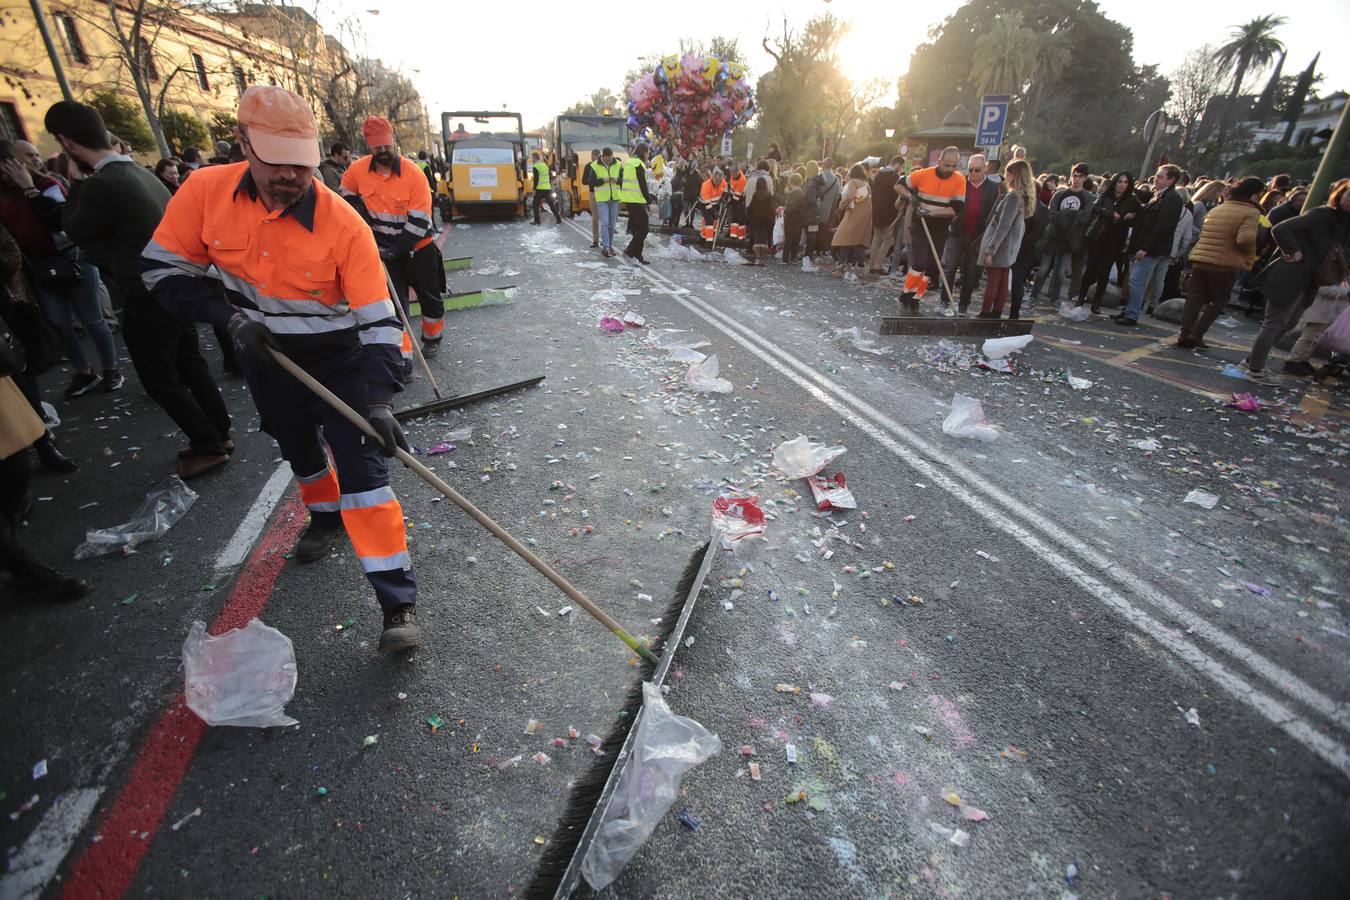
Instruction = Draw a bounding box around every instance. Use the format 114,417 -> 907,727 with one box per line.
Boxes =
268,344 -> 716,896
267,346 -> 670,666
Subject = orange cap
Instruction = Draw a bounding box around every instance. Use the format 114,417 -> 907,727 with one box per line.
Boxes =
237,86 -> 319,167
363,116 -> 395,148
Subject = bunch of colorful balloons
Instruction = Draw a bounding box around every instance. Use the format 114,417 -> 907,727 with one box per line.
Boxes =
627,53 -> 755,152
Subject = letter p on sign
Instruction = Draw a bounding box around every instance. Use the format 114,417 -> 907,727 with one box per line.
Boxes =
975,95 -> 1009,148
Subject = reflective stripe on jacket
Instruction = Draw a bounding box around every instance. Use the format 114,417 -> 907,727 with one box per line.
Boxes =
340,155 -> 435,254
140,162 -> 404,403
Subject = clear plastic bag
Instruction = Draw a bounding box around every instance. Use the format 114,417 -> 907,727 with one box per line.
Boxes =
943,393 -> 1000,442
722,248 -> 749,265
1058,302 -> 1091,322
74,476 -> 198,559
581,682 -> 721,890
772,435 -> 847,478
183,619 -> 298,728
772,214 -> 785,247
686,354 -> 732,393
981,334 -> 1033,358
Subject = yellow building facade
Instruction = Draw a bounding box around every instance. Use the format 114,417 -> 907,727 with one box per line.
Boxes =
0,1 -> 358,157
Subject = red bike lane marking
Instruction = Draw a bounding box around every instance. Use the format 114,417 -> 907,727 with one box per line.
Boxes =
59,493 -> 305,899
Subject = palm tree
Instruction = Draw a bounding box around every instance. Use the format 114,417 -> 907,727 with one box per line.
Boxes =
1212,15 -> 1287,103
971,13 -> 1039,96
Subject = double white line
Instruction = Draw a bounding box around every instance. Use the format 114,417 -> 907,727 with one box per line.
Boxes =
562,218 -> 1350,777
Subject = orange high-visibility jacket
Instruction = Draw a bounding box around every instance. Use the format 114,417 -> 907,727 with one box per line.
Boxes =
340,155 -> 435,256
701,178 -> 726,203
730,172 -> 747,196
903,166 -> 967,213
141,162 -> 405,402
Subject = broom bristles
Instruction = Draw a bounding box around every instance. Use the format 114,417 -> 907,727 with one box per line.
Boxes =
523,539 -> 713,900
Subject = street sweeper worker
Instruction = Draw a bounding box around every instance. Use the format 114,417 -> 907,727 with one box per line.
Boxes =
697,167 -> 727,231
140,86 -> 424,654
341,115 -> 443,372
894,146 -> 966,313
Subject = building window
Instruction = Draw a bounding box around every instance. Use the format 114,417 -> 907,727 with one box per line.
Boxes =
0,102 -> 27,142
53,12 -> 89,65
137,38 -> 158,81
233,65 -> 246,96
192,53 -> 209,90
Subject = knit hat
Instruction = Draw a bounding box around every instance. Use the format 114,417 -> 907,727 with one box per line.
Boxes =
363,116 -> 395,149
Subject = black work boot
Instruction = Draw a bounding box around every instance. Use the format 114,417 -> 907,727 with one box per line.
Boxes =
35,437 -> 77,473
295,511 -> 343,563
10,561 -> 90,602
421,339 -> 441,358
379,604 -> 424,654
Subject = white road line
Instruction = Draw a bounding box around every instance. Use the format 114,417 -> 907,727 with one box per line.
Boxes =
0,787 -> 104,900
560,220 -> 1350,775
212,462 -> 292,572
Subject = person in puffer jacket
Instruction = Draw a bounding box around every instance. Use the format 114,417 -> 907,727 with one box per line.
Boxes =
1172,177 -> 1263,349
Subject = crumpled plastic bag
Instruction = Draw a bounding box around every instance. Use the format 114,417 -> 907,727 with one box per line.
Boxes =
183,619 -> 298,728
599,316 -> 625,333
1065,369 -> 1093,390
772,435 -> 847,479
74,476 -> 198,559
581,682 -> 721,890
801,257 -> 817,273
710,495 -> 766,549
687,354 -> 732,393
807,473 -> 856,510
1058,302 -> 1091,322
943,394 -> 1000,442
981,334 -> 1033,358
723,248 -> 750,265
835,326 -> 887,355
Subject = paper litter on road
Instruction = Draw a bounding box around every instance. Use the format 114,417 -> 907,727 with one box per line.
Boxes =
1183,489 -> 1220,509
710,495 -> 766,549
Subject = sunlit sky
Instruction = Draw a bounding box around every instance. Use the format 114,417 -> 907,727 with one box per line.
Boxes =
315,0 -> 1349,139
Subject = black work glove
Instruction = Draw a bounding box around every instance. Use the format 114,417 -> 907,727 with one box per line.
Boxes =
914,205 -> 931,218
226,313 -> 279,365
367,403 -> 408,457
379,246 -> 402,262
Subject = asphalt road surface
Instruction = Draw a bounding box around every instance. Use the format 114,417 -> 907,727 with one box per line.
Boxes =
2,215 -> 1347,900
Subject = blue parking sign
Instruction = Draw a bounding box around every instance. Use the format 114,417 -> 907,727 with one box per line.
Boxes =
976,95 -> 1010,148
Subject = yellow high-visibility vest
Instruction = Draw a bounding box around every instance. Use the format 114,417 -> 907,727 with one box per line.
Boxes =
533,161 -> 551,190
616,157 -> 646,204
590,159 -> 621,202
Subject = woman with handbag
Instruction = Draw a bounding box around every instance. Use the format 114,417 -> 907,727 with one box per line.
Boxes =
830,163 -> 872,279
0,310 -> 89,601
0,140 -> 121,399
1241,179 -> 1350,385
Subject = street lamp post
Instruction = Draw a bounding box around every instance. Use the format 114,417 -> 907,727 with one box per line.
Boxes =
1139,109 -> 1167,179
28,0 -> 74,102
